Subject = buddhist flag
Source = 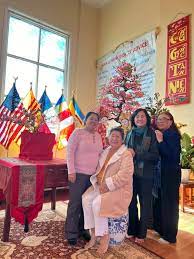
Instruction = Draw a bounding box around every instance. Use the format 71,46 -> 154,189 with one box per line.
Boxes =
55,94 -> 75,149
69,96 -> 85,125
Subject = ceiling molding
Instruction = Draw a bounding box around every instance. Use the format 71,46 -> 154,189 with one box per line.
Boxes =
81,0 -> 112,8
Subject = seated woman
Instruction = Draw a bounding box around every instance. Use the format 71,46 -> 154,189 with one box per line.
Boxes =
82,127 -> 134,255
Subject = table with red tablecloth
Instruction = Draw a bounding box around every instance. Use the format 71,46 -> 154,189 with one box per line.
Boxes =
0,190 -> 4,200
0,157 -> 68,242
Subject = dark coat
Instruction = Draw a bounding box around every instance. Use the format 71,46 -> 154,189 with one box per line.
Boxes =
125,128 -> 159,179
158,128 -> 181,187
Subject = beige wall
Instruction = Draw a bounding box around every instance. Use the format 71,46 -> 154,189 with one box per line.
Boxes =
0,0 -> 98,157
75,3 -> 99,112
98,0 -> 194,135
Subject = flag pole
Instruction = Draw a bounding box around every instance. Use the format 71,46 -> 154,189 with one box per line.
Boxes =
72,89 -> 75,98
6,147 -> 9,158
13,76 -> 18,83
54,88 -> 64,158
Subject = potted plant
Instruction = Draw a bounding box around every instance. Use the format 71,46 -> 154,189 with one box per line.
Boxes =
181,133 -> 194,182
145,92 -> 169,129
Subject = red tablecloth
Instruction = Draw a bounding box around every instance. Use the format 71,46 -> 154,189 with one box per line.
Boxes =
0,158 -> 45,225
0,190 -> 4,201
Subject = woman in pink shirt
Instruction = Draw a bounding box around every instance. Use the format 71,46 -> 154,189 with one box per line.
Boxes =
65,112 -> 103,245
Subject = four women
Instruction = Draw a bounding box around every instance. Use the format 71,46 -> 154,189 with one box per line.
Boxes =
65,108 -> 182,252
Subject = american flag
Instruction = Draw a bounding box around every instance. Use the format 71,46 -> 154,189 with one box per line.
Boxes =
0,82 -> 23,149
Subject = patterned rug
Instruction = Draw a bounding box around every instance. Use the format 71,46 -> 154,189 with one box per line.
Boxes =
0,202 -> 161,259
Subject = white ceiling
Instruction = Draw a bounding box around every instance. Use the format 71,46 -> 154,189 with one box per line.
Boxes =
81,0 -> 112,8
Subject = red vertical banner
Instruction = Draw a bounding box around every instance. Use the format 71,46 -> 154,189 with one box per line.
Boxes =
165,15 -> 190,105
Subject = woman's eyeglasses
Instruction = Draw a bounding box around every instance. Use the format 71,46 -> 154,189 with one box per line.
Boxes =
157,118 -> 171,122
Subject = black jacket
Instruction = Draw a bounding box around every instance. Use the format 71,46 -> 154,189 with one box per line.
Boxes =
125,128 -> 159,179
157,128 -> 181,187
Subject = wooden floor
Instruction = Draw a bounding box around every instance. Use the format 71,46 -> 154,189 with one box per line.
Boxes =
133,206 -> 194,259
1,189 -> 194,259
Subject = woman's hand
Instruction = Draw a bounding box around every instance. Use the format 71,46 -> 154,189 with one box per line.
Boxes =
155,130 -> 163,143
68,173 -> 76,183
128,148 -> 135,157
99,183 -> 109,194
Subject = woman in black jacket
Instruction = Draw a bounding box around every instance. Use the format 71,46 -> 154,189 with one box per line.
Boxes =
125,108 -> 159,243
153,112 -> 181,244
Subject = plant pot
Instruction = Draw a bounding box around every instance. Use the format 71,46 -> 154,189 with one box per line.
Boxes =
181,168 -> 191,183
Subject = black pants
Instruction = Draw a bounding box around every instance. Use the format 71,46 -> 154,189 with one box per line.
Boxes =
153,184 -> 179,243
65,173 -> 91,239
128,177 -> 153,239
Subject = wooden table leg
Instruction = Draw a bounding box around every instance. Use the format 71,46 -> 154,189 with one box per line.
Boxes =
2,202 -> 11,242
188,187 -> 192,203
51,188 -> 56,210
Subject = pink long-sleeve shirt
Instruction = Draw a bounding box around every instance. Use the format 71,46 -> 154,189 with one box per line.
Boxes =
67,128 -> 103,175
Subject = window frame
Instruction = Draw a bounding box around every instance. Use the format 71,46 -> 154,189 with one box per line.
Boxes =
0,8 -> 70,103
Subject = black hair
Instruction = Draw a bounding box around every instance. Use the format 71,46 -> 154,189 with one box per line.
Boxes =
158,111 -> 181,138
110,127 -> 125,141
84,111 -> 100,125
130,108 -> 151,128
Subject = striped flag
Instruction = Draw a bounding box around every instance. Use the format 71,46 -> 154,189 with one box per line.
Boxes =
23,88 -> 40,112
14,88 -> 41,144
0,82 -> 23,148
69,96 -> 85,125
55,94 -> 75,149
39,89 -> 59,135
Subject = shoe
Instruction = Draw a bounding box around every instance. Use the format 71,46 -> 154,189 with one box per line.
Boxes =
67,238 -> 77,245
79,231 -> 91,241
157,238 -> 170,244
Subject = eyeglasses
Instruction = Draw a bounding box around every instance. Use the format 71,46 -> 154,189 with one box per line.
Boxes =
157,118 -> 171,122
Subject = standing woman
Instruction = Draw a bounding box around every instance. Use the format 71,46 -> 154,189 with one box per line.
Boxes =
65,112 -> 103,245
125,108 -> 159,243
154,112 -> 181,244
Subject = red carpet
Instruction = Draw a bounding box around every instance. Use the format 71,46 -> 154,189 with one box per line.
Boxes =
0,200 -> 162,259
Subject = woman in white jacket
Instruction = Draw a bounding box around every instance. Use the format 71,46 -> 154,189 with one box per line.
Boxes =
82,127 -> 134,255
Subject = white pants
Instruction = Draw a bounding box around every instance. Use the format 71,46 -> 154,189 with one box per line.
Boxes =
82,188 -> 108,236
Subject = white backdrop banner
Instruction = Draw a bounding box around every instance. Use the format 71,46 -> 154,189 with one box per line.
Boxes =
96,31 -> 156,106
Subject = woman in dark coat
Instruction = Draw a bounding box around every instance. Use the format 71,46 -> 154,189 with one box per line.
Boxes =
125,108 -> 159,243
153,111 -> 181,244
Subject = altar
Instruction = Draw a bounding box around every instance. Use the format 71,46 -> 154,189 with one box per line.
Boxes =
0,157 -> 68,242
